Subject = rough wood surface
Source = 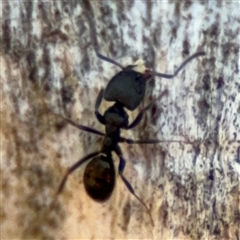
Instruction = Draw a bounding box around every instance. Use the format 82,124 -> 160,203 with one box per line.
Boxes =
1,1 -> 239,239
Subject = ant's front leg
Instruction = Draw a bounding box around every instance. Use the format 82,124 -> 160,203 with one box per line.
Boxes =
126,89 -> 168,129
126,100 -> 154,129
95,88 -> 105,124
115,147 -> 154,227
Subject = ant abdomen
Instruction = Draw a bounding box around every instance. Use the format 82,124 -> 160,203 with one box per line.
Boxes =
83,154 -> 115,202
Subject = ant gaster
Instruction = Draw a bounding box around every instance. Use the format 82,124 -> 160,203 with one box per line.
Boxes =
56,51 -> 205,226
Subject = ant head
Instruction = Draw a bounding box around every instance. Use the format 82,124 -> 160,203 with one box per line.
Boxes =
83,154 -> 115,202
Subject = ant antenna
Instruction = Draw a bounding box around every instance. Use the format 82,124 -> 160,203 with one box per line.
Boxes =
97,51 -> 205,79
97,53 -> 124,69
153,51 -> 205,78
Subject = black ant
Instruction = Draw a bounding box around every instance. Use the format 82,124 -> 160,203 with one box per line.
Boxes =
55,51 -> 205,226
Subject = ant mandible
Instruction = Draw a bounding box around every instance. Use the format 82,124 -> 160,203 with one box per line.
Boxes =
55,50 -> 205,227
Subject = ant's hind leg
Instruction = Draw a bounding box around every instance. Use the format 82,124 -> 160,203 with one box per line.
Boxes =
115,147 -> 154,227
57,151 -> 101,194
95,88 -> 105,124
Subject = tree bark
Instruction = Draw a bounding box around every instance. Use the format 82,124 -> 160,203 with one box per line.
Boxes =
1,1 -> 239,239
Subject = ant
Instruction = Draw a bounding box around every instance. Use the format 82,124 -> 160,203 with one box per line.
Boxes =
55,50 -> 205,226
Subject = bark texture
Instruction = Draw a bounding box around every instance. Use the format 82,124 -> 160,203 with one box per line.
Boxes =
1,1 -> 239,239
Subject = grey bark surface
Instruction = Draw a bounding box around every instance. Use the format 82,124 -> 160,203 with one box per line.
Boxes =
1,1 -> 239,239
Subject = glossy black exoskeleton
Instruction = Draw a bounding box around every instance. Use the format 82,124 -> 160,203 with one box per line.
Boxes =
56,51 -> 205,226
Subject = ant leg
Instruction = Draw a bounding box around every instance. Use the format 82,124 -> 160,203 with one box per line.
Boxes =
52,113 -> 105,137
95,88 -> 105,124
120,137 -> 186,144
97,53 -> 124,69
126,89 -> 168,129
126,101 -> 154,129
154,51 -> 205,79
115,147 -> 154,227
57,150 -> 101,194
